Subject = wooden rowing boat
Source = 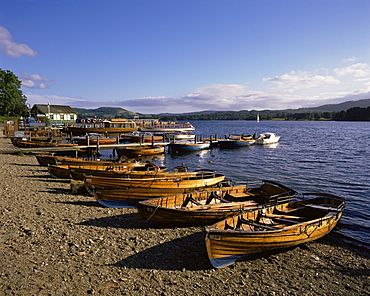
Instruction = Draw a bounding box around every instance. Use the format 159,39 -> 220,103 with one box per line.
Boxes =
47,162 -> 166,179
205,192 -> 345,268
84,171 -> 226,207
68,165 -> 188,180
116,145 -> 165,157
35,154 -> 117,166
74,137 -> 117,145
138,180 -> 298,227
11,138 -> 78,148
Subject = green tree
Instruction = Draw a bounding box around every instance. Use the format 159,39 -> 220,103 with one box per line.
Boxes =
0,69 -> 28,117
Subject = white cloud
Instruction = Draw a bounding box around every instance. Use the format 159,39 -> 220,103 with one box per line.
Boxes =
37,83 -> 48,89
21,80 -> 35,88
341,57 -> 357,63
23,58 -> 370,114
0,26 -> 37,58
20,72 -> 52,89
334,63 -> 370,77
21,72 -> 51,82
262,71 -> 340,92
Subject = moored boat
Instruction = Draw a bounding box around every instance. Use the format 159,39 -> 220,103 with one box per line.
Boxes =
168,140 -> 210,152
66,119 -> 138,136
122,131 -> 163,143
255,132 -> 280,145
140,121 -> 195,133
166,131 -> 196,141
205,193 -> 345,268
138,180 -> 298,227
74,136 -> 117,145
218,134 -> 255,149
116,145 -> 165,157
84,170 -> 226,207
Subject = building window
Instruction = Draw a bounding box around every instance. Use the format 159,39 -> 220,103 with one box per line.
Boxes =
70,114 -> 75,120
60,114 -> 64,120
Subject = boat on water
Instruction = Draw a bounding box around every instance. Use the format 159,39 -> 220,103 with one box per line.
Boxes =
168,140 -> 210,152
139,121 -> 195,133
65,119 -> 139,136
116,145 -> 165,157
138,180 -> 298,227
122,131 -> 164,143
166,131 -> 196,141
255,132 -> 280,145
84,170 -> 226,207
74,135 -> 117,145
218,134 -> 255,149
205,192 -> 345,268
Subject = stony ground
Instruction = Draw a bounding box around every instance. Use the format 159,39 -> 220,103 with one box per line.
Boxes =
0,134 -> 369,295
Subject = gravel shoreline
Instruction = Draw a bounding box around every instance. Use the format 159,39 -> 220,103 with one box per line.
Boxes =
0,134 -> 369,295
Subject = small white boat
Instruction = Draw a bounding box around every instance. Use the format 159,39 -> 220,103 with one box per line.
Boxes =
167,131 -> 196,141
255,133 -> 280,145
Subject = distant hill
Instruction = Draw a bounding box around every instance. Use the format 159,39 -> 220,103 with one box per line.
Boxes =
73,107 -> 140,118
291,98 -> 370,112
72,98 -> 370,118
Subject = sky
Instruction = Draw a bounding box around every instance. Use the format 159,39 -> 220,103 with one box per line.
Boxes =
1,0 -> 370,114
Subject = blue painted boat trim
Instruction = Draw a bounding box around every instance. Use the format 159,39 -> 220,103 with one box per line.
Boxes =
209,254 -> 251,269
96,199 -> 137,208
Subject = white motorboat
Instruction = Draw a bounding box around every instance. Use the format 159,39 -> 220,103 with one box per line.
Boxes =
255,132 -> 280,145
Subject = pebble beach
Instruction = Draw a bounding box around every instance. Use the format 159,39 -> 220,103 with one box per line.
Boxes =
0,133 -> 369,295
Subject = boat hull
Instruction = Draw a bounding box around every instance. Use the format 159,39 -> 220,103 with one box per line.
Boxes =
218,139 -> 255,148
205,194 -> 345,268
85,172 -> 226,207
168,142 -> 210,152
116,146 -> 165,157
138,180 -> 297,227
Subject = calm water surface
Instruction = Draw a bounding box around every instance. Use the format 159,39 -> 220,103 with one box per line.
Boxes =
102,120 -> 370,252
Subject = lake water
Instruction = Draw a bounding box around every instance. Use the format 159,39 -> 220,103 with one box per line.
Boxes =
102,120 -> 370,253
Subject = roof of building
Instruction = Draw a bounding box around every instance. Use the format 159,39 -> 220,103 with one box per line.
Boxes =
31,104 -> 78,114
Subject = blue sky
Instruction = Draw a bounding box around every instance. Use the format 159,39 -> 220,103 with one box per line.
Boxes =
1,0 -> 369,114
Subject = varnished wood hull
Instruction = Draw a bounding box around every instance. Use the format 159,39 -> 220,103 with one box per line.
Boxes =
205,193 -> 345,268
116,146 -> 165,157
36,154 -> 116,166
74,138 -> 117,145
85,172 -> 226,207
138,180 -> 298,227
48,162 -> 165,179
69,164 -> 168,180
11,138 -> 78,148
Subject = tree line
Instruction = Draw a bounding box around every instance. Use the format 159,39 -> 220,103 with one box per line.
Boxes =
156,108 -> 370,121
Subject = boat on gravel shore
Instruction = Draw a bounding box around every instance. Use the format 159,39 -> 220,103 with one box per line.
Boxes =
84,170 -> 225,207
138,180 -> 297,227
47,162 -> 166,179
204,192 -> 345,268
